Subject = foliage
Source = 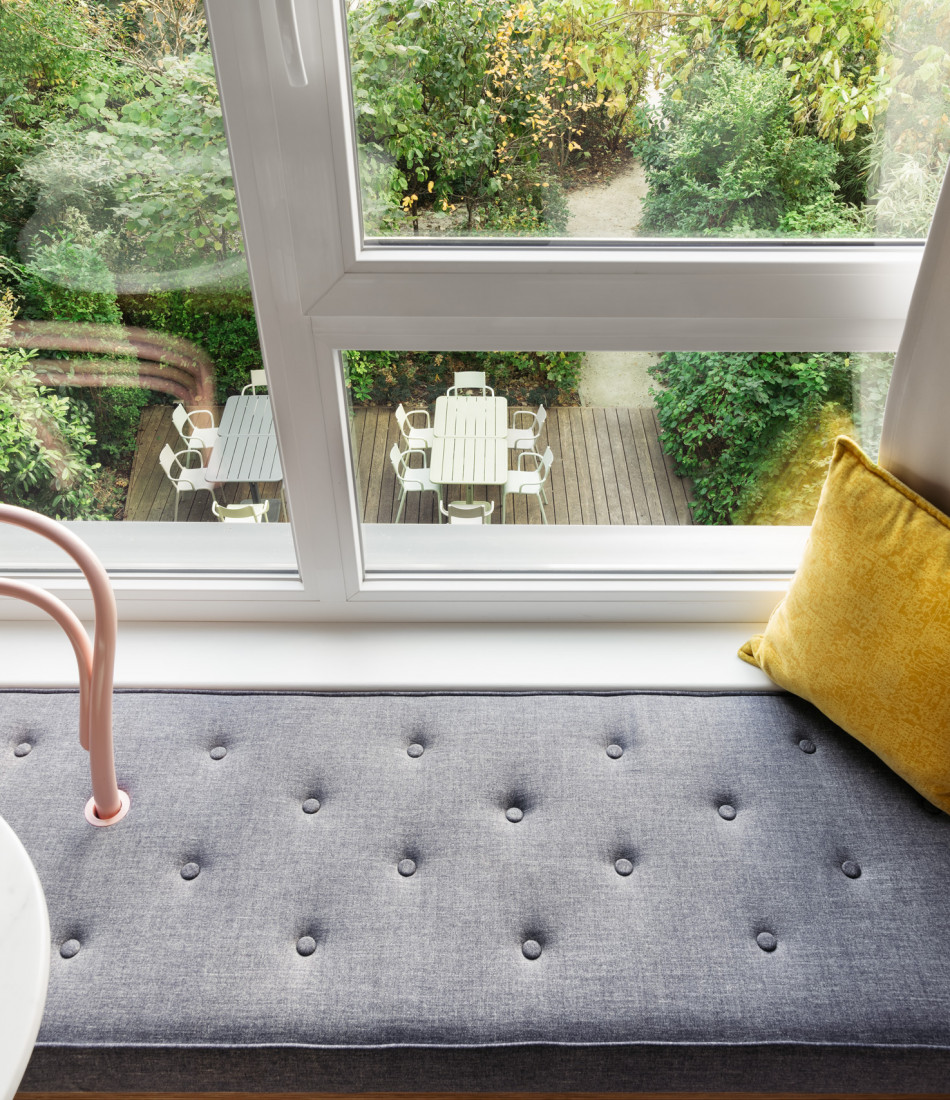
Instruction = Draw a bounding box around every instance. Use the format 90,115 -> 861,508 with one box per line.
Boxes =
121,288 -> 263,402
20,230 -> 149,463
17,48 -> 242,284
864,1 -> 950,236
114,0 -> 207,60
0,290 -> 102,518
20,229 -> 123,324
660,0 -> 892,144
732,402 -> 855,525
650,349 -> 852,524
343,349 -> 581,407
637,54 -> 859,237
348,0 -> 666,234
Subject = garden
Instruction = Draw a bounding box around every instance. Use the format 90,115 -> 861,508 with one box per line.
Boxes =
1,0 -> 947,524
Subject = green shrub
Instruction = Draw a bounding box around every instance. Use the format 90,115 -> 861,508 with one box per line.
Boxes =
20,232 -> 149,463
21,232 -> 122,325
343,350 -> 581,408
121,287 -> 263,402
650,350 -> 851,524
0,291 -> 102,518
637,54 -> 853,237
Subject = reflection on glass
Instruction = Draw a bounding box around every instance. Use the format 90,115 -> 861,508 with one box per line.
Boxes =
347,0 -> 950,240
0,0 -> 283,524
344,348 -> 894,526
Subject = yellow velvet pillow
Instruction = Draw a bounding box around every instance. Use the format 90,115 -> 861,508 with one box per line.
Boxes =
739,436 -> 950,814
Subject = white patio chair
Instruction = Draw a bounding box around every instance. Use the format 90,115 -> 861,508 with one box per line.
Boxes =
241,369 -> 268,395
211,500 -> 273,523
446,370 -> 494,396
395,403 -> 434,452
438,499 -> 494,525
507,404 -> 547,451
501,445 -> 554,524
171,403 -> 218,451
158,444 -> 218,522
390,443 -> 442,523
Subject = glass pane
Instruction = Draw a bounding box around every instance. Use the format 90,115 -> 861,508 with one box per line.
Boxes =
344,348 -> 894,526
0,0 -> 287,529
346,0 -> 949,240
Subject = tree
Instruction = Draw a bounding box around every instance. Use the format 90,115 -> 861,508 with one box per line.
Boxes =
16,48 -> 243,289
659,0 -> 892,143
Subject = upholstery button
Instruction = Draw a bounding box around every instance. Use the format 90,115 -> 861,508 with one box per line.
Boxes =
397,858 -> 417,877
59,939 -> 81,959
180,862 -> 200,881
506,807 -> 524,823
606,744 -> 623,759
407,743 -> 424,758
209,746 -> 227,760
522,939 -> 542,959
799,738 -> 817,754
614,858 -> 634,876
296,936 -> 316,957
302,798 -> 321,814
13,742 -> 32,757
718,804 -> 737,820
841,860 -> 861,879
756,931 -> 777,952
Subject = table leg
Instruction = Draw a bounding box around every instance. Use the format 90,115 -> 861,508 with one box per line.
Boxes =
465,484 -> 475,505
249,482 -> 261,504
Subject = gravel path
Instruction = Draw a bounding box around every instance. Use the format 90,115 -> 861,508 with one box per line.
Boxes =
566,160 -> 649,238
566,161 -> 658,406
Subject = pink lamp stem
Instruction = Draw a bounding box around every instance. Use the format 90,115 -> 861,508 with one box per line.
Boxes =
0,504 -> 126,824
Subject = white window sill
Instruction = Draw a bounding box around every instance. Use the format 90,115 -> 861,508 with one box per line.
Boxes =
0,621 -> 774,692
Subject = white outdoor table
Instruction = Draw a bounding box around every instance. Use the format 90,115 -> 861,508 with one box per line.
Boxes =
0,814 -> 50,1100
430,396 -> 508,503
205,394 -> 282,503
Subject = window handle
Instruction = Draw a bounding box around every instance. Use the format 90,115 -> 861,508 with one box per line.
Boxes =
273,0 -> 308,87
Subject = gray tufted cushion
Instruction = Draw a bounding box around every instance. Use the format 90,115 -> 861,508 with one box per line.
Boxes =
1,689 -> 948,1092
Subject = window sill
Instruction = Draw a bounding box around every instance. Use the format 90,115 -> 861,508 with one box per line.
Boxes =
0,621 -> 774,691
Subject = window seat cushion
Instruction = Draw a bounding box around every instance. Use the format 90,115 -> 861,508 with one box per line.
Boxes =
3,689 -> 948,1093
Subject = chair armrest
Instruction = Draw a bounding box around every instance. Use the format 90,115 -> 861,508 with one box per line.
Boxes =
516,450 -> 543,471
185,408 -> 215,429
406,408 -> 431,427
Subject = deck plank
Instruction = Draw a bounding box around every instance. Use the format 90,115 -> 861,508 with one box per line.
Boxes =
651,408 -> 693,526
625,407 -> 666,525
639,407 -> 680,525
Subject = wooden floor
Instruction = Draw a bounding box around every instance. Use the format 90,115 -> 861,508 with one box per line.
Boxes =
127,404 -> 693,524
126,405 -> 283,522
352,405 -> 693,525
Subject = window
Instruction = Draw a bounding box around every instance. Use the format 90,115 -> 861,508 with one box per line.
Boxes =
1,0 -> 944,626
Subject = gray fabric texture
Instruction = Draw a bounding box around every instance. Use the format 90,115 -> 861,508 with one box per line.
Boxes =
1,689 -> 947,1092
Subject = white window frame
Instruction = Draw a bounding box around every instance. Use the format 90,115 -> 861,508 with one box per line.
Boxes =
0,0 -> 926,626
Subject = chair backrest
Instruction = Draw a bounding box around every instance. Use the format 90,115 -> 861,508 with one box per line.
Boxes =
171,403 -> 189,437
158,443 -> 178,479
242,369 -> 268,395
394,404 -> 408,432
535,404 -> 548,428
540,445 -> 555,476
389,442 -> 405,480
441,500 -> 494,524
212,501 -> 268,523
448,370 -> 493,396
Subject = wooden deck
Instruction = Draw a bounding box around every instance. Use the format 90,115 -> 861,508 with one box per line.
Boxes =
126,405 -> 284,522
352,405 -> 693,525
127,404 -> 693,524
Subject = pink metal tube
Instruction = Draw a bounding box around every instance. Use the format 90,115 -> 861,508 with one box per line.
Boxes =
0,579 -> 93,748
0,504 -> 124,823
